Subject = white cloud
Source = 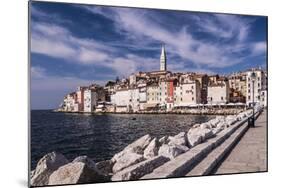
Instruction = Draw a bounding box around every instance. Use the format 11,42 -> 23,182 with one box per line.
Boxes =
31,66 -> 46,78
95,8 -> 248,68
31,34 -> 76,59
31,22 -> 110,65
252,41 -> 267,55
31,5 -> 266,76
78,47 -> 108,64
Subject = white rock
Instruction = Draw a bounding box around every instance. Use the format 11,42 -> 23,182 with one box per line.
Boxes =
168,132 -> 187,146
192,123 -> 201,128
95,160 -> 114,175
112,134 -> 152,163
111,156 -> 170,181
48,161 -> 107,185
187,126 -> 215,147
187,128 -> 203,147
30,170 -> 35,179
143,138 -> 160,159
112,152 -> 145,173
212,127 -> 222,135
200,123 -> 212,129
159,135 -> 169,145
225,117 -> 237,126
31,152 -> 69,186
72,156 -> 97,171
216,116 -> 225,121
158,144 -> 189,159
208,118 -> 220,127
200,127 -> 215,140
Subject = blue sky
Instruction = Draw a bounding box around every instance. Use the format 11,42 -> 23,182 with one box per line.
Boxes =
30,1 -> 267,109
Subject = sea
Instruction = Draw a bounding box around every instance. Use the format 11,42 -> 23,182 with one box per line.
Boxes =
30,110 -> 213,169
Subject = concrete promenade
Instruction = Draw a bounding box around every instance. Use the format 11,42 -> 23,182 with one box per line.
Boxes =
214,110 -> 267,174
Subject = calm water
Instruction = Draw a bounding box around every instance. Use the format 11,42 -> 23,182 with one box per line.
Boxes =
31,110 -> 212,169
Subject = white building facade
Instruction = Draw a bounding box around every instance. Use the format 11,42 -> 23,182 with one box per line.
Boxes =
175,81 -> 201,106
207,82 -> 230,104
84,89 -> 97,112
129,88 -> 140,112
111,89 -> 131,112
246,69 -> 267,106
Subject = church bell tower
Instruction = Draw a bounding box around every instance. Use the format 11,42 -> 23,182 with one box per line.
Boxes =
160,44 -> 167,71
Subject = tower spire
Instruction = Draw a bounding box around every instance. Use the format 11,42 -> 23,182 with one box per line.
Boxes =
160,44 -> 167,71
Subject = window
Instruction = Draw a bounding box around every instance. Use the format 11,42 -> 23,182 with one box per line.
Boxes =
248,96 -> 250,100
191,86 -> 194,89
192,97 -> 194,101
181,98 -> 183,101
248,84 -> 250,87
221,96 -> 224,100
248,89 -> 250,93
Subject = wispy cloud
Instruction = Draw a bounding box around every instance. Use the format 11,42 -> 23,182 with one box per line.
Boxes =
252,41 -> 267,56
31,4 -> 266,75
31,22 -> 110,65
31,66 -> 46,79
82,6 -> 263,69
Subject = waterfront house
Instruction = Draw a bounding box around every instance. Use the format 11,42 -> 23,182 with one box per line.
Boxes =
145,83 -> 160,110
207,77 -> 230,105
111,89 -> 131,112
246,68 -> 267,106
83,88 -> 97,112
175,76 -> 201,107
76,86 -> 87,111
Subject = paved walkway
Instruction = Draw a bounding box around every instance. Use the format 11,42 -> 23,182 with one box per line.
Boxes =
214,110 -> 267,174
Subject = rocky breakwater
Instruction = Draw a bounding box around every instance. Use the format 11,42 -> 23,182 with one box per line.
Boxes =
31,107 -> 262,186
